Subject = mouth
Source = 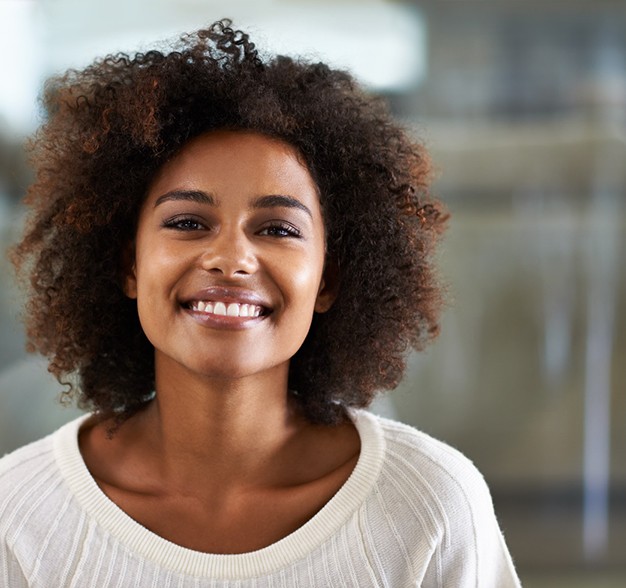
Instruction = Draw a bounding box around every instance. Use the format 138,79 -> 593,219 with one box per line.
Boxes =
185,300 -> 268,318
181,287 -> 273,325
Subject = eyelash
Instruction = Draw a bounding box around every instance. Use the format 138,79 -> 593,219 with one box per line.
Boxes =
259,222 -> 301,238
162,216 -> 206,231
162,216 -> 301,238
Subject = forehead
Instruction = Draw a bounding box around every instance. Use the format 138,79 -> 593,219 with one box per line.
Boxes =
148,130 -> 319,198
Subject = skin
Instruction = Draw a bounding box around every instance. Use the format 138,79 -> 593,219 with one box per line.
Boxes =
79,130 -> 361,554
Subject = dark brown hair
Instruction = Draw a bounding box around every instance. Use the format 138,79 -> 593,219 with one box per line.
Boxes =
11,20 -> 448,425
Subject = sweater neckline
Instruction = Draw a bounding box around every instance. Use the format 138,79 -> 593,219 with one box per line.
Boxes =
53,409 -> 385,580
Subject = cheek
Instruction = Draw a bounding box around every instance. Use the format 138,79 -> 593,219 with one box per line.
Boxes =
134,235 -> 187,287
285,255 -> 325,305
132,244 -> 186,330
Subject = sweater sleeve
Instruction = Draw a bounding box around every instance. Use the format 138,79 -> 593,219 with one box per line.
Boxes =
1,540 -> 29,588
421,456 -> 522,588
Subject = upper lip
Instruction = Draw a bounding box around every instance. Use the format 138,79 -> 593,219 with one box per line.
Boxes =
182,286 -> 272,311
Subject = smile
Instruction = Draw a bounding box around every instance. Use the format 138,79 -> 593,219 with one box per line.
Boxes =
189,300 -> 264,318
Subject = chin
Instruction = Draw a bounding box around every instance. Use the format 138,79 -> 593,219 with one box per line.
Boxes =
189,357 -> 289,382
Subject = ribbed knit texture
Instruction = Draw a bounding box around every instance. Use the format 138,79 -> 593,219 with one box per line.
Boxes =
0,411 -> 521,587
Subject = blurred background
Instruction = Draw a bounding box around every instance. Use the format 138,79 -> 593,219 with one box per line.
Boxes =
0,1 -> 624,585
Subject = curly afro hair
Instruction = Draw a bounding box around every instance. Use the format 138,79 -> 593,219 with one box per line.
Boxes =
11,20 -> 448,426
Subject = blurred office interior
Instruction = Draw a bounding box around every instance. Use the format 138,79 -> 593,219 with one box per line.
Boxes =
0,1 -> 624,585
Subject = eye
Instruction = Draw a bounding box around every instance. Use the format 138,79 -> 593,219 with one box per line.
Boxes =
258,222 -> 302,238
162,216 -> 207,231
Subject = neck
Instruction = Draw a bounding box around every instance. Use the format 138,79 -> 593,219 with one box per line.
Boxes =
127,358 -> 308,492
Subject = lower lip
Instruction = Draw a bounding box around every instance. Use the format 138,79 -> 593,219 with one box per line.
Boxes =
184,307 -> 268,330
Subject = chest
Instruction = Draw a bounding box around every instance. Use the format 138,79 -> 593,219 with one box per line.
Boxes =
97,459 -> 357,554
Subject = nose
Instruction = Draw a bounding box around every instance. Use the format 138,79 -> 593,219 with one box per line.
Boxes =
199,225 -> 258,277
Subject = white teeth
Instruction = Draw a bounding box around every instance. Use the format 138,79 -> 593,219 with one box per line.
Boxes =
191,300 -> 264,318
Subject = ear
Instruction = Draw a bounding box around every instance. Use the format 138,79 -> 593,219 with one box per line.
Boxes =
120,241 -> 138,299
314,258 -> 340,313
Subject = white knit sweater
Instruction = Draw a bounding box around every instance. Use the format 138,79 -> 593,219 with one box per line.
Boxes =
0,411 -> 521,587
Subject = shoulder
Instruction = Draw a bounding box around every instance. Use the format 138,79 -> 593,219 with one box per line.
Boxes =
0,417 -> 85,534
373,413 -> 492,502
0,434 -> 57,496
0,419 -> 95,586
0,433 -> 59,551
361,412 -> 498,544
360,413 -> 521,586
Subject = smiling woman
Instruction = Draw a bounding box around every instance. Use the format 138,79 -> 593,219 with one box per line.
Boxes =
0,20 -> 521,587
126,130 -> 333,383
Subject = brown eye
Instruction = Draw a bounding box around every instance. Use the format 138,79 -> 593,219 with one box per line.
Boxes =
162,216 -> 207,231
259,222 -> 301,238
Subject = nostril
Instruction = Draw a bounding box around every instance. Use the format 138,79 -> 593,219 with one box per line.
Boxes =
199,244 -> 257,276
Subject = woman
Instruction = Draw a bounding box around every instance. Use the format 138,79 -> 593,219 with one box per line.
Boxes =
1,20 -> 521,587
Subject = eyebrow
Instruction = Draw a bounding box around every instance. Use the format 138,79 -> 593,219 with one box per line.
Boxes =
154,190 -> 216,207
154,189 -> 312,218
251,194 -> 312,218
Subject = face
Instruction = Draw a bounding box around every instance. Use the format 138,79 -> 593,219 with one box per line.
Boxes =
124,130 -> 336,383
